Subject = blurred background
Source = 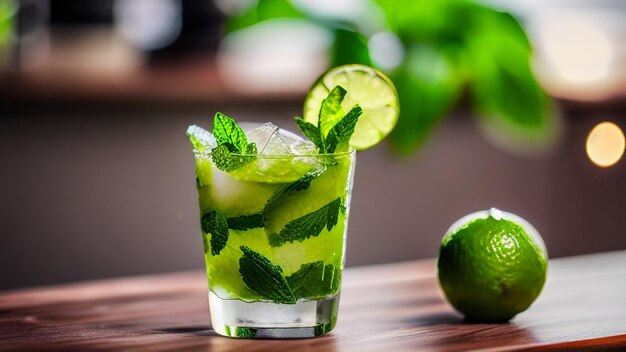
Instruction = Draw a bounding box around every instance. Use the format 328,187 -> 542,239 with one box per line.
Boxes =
1,0 -> 625,290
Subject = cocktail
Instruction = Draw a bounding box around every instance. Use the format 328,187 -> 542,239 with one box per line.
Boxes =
187,65 -> 398,338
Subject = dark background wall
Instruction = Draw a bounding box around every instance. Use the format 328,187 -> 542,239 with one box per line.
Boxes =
1,101 -> 624,290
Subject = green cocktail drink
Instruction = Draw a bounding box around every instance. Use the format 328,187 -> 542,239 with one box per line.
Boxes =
187,65 -> 399,338
193,138 -> 354,337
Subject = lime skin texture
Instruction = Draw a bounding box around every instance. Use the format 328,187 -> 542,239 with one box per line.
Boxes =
438,215 -> 547,322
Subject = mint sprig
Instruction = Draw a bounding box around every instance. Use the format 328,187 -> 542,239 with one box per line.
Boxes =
286,261 -> 342,299
295,86 -> 362,153
268,197 -> 342,247
239,246 -> 296,304
210,112 -> 258,172
201,210 -> 229,255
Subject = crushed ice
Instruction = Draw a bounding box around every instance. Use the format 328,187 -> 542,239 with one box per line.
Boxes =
187,125 -> 217,151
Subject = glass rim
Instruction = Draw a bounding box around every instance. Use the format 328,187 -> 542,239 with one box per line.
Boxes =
193,148 -> 356,159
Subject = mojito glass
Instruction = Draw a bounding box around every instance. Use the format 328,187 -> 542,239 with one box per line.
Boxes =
193,142 -> 356,338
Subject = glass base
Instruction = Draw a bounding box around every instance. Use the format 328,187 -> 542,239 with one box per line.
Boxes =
208,291 -> 340,339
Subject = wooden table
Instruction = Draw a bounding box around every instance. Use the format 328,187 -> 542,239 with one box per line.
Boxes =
1,251 -> 626,351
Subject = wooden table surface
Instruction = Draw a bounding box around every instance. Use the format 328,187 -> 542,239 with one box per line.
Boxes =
1,251 -> 626,351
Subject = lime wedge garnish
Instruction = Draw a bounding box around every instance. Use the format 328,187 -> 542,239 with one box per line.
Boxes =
303,64 -> 399,150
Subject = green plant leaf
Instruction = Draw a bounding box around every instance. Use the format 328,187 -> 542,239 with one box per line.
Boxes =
227,213 -> 265,231
239,246 -> 296,304
226,0 -> 304,33
286,261 -> 342,299
471,8 -> 530,51
211,144 -> 256,172
257,0 -> 303,22
213,112 -> 248,153
325,105 -> 362,153
374,0 -> 477,46
295,117 -> 324,152
201,210 -> 229,255
210,113 -> 257,172
319,86 -> 347,138
465,26 -> 554,144
388,45 -> 463,154
330,28 -> 372,68
223,0 -> 555,155
268,198 -> 342,247
265,169 -> 324,210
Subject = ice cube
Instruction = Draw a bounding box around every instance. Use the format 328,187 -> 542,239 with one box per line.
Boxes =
278,129 -> 318,155
262,131 -> 293,155
239,122 -> 266,133
290,140 -> 318,155
247,122 -> 281,154
186,125 -> 216,151
247,123 -> 319,155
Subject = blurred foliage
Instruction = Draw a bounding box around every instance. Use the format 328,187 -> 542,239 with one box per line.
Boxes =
0,0 -> 17,44
226,0 -> 555,155
330,29 -> 371,67
227,0 -> 304,33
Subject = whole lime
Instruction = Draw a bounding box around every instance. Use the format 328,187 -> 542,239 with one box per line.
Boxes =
437,208 -> 548,322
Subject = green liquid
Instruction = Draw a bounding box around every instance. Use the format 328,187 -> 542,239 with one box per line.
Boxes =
194,153 -> 354,303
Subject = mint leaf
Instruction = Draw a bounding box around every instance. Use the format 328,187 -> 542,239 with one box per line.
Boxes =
324,263 -> 341,294
201,210 -> 229,255
295,117 -> 324,152
224,169 -> 324,233
239,246 -> 296,304
286,261 -> 342,299
265,169 -> 324,210
213,112 -> 248,153
210,145 -> 231,170
228,213 -> 264,231
244,142 -> 258,155
210,145 -> 240,172
268,197 -> 342,247
287,261 -> 324,297
221,142 -> 239,153
210,113 -> 258,173
288,171 -> 320,191
325,105 -> 362,153
319,86 -> 347,138
211,143 -> 257,172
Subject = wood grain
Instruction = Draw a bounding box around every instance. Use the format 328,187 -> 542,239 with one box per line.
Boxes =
1,251 -> 626,351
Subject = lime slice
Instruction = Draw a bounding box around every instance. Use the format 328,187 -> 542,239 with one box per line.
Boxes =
304,64 -> 399,150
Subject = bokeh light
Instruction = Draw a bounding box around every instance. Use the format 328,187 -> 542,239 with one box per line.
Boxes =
114,0 -> 182,51
531,11 -> 624,101
217,19 -> 330,94
368,31 -> 404,71
586,122 -> 625,168
542,19 -> 613,85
